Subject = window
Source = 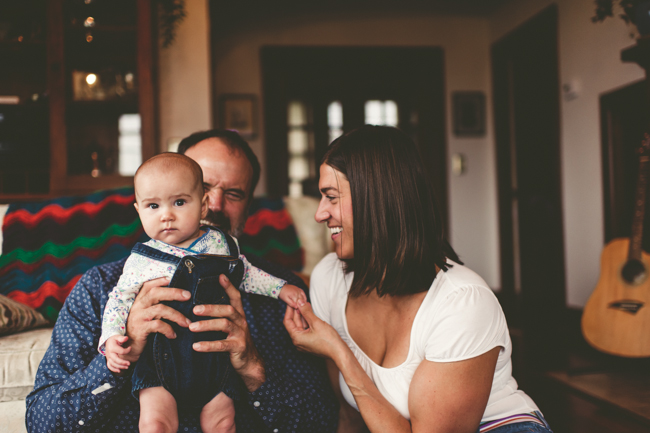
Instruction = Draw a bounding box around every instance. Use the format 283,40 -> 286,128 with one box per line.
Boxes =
327,101 -> 343,144
287,101 -> 314,197
364,100 -> 398,126
118,114 -> 141,176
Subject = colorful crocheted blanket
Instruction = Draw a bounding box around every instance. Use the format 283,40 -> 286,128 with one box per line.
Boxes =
0,187 -> 144,322
240,198 -> 304,272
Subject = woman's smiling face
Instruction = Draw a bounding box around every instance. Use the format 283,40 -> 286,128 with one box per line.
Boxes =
315,164 -> 354,260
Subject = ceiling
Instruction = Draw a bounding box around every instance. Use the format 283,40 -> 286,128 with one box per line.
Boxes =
210,0 -> 511,35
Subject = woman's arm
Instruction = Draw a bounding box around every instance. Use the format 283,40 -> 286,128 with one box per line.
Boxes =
326,359 -> 369,433
285,302 -> 500,433
408,348 -> 500,433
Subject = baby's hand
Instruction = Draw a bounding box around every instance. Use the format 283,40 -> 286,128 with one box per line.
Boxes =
105,335 -> 132,373
278,284 -> 307,309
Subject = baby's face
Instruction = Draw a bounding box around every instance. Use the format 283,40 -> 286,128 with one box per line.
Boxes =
134,167 -> 207,248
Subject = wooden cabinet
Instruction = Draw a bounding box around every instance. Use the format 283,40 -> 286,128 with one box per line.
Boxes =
0,0 -> 157,200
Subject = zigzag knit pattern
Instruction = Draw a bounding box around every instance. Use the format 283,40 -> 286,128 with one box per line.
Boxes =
0,187 -> 144,322
240,198 -> 304,272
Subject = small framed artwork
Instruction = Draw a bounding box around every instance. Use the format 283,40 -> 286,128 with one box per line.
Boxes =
219,94 -> 257,139
452,91 -> 486,137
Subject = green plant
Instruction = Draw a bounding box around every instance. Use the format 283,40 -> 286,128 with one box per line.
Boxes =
593,0 -> 644,25
158,0 -> 186,48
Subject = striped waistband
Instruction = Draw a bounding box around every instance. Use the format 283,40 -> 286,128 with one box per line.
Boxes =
479,411 -> 546,432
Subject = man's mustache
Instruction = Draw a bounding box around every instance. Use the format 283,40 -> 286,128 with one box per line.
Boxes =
202,210 -> 231,232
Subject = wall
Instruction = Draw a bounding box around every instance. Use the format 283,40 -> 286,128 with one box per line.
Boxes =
158,0 -> 647,306
490,0 -> 645,307
158,0 -> 212,152
210,12 -> 501,289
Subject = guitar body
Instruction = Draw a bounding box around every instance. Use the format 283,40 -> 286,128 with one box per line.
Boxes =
582,238 -> 650,357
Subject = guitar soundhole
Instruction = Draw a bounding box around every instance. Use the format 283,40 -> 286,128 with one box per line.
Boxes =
621,259 -> 647,285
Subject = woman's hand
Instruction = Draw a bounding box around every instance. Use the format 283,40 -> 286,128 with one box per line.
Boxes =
283,300 -> 346,360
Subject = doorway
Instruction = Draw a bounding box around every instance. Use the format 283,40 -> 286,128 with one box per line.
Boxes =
261,46 -> 448,226
492,5 -> 566,373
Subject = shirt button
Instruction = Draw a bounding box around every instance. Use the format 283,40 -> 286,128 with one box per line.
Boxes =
78,420 -> 84,425
253,401 -> 261,407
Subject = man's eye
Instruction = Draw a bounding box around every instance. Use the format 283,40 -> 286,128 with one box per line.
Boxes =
174,199 -> 186,206
226,192 -> 244,201
148,203 -> 158,209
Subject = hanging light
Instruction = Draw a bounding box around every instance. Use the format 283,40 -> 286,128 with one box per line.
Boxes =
84,17 -> 95,28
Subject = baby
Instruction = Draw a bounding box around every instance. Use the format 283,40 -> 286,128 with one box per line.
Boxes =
98,153 -> 306,433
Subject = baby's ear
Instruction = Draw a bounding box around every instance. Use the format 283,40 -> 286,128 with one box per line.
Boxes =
200,193 -> 209,218
133,202 -> 139,212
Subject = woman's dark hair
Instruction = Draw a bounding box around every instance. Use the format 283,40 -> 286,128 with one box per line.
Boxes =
322,125 -> 461,297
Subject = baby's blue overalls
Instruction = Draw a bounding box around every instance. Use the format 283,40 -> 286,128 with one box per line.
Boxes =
131,227 -> 245,410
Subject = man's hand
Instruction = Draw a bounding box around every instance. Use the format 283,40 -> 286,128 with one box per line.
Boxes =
123,277 -> 192,364
190,274 -> 266,392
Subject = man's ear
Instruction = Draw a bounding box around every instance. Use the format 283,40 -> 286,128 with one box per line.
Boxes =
200,193 -> 209,219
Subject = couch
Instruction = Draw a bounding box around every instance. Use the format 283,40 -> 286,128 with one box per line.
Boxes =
0,190 -> 331,433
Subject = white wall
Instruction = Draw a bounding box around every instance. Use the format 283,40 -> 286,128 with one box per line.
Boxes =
490,0 -> 645,307
158,0 -> 212,152
210,13 -> 501,289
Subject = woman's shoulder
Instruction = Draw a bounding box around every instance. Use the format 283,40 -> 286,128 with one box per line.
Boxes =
441,260 -> 491,290
312,252 -> 345,279
310,253 -> 347,322
426,261 -> 503,323
420,261 -> 509,362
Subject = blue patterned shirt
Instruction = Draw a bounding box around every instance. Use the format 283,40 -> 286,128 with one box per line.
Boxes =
26,254 -> 338,433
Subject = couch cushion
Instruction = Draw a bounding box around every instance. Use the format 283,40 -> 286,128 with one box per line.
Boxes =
0,188 -> 144,322
0,327 -> 52,402
0,295 -> 48,336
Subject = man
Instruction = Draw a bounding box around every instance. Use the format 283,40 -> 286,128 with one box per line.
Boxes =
26,129 -> 338,432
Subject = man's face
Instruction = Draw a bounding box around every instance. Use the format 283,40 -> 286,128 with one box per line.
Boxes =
183,138 -> 253,237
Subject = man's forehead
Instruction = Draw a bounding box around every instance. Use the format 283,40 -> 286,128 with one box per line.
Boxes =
186,139 -> 252,187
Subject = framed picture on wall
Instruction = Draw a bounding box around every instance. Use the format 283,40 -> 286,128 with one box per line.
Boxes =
219,94 -> 257,139
452,91 -> 486,137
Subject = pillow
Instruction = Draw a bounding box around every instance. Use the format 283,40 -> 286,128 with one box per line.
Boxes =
239,197 -> 304,272
0,187 -> 144,322
0,294 -> 48,336
0,327 -> 53,402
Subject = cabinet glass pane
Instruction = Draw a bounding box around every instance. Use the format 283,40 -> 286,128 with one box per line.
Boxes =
64,0 -> 139,176
0,0 -> 49,194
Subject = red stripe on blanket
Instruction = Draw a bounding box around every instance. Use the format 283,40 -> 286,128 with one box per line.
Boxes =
243,209 -> 293,235
8,276 -> 82,308
3,194 -> 136,228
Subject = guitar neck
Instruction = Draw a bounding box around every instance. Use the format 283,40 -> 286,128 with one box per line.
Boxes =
628,154 -> 650,261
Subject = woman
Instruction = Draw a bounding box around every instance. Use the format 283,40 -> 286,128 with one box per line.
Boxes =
284,125 -> 552,433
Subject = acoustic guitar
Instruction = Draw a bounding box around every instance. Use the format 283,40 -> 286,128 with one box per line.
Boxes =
582,134 -> 650,358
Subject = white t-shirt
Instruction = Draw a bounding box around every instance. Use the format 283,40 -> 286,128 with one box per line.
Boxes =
310,253 -> 539,422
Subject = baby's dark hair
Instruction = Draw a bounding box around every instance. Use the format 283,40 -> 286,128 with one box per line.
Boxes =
134,153 -> 204,196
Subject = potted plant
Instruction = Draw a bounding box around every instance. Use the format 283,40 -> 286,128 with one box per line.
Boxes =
593,0 -> 650,35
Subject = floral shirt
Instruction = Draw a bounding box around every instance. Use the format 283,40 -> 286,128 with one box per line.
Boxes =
99,228 -> 285,352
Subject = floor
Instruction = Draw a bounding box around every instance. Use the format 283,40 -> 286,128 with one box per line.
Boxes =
508,309 -> 650,433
